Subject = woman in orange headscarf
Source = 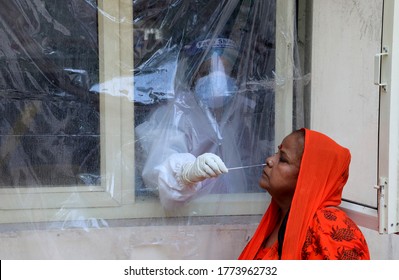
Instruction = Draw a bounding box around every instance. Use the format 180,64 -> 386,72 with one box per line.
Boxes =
239,128 -> 370,260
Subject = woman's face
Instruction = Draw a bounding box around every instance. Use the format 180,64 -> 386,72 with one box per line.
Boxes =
259,132 -> 304,202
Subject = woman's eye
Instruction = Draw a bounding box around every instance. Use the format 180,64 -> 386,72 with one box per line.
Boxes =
279,156 -> 287,163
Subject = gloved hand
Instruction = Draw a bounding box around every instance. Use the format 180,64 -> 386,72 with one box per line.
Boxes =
181,153 -> 228,185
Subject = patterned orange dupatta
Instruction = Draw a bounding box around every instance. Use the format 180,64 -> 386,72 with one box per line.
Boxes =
239,128 -> 369,260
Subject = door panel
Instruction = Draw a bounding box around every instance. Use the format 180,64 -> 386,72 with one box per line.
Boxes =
310,0 -> 383,208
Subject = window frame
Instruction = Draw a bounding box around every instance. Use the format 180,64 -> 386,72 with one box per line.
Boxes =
0,0 -> 297,224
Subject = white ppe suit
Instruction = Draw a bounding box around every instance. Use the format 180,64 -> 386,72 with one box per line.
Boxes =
135,86 -> 267,209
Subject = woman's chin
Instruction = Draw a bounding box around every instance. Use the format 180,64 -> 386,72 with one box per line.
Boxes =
258,179 -> 269,191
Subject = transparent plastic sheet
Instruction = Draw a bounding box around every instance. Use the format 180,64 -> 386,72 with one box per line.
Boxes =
134,0 -> 277,209
0,0 -> 308,259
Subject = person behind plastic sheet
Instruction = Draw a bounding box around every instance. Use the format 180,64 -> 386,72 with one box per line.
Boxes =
135,37 -> 268,210
239,128 -> 370,260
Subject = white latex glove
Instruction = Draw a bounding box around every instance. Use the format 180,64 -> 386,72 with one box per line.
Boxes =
181,153 -> 228,185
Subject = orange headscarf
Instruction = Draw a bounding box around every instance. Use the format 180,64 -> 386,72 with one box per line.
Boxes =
239,128 -> 355,259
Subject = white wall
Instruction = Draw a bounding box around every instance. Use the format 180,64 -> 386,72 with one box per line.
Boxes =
361,227 -> 399,259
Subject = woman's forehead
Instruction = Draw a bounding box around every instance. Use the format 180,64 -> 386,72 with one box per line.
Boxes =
281,133 -> 304,157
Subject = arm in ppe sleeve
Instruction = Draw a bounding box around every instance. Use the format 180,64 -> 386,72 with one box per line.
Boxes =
136,104 -> 228,209
136,107 -> 211,209
180,153 -> 228,185
156,153 -> 228,210
156,153 -> 198,209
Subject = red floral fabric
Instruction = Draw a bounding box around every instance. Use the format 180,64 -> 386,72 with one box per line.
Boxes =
254,240 -> 279,260
252,208 -> 370,260
301,208 -> 369,260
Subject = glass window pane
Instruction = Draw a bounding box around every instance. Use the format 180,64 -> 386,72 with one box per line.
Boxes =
0,0 -> 100,187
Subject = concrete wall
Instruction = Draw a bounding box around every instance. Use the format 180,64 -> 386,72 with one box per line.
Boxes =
0,218 -> 258,260
0,222 -> 398,260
